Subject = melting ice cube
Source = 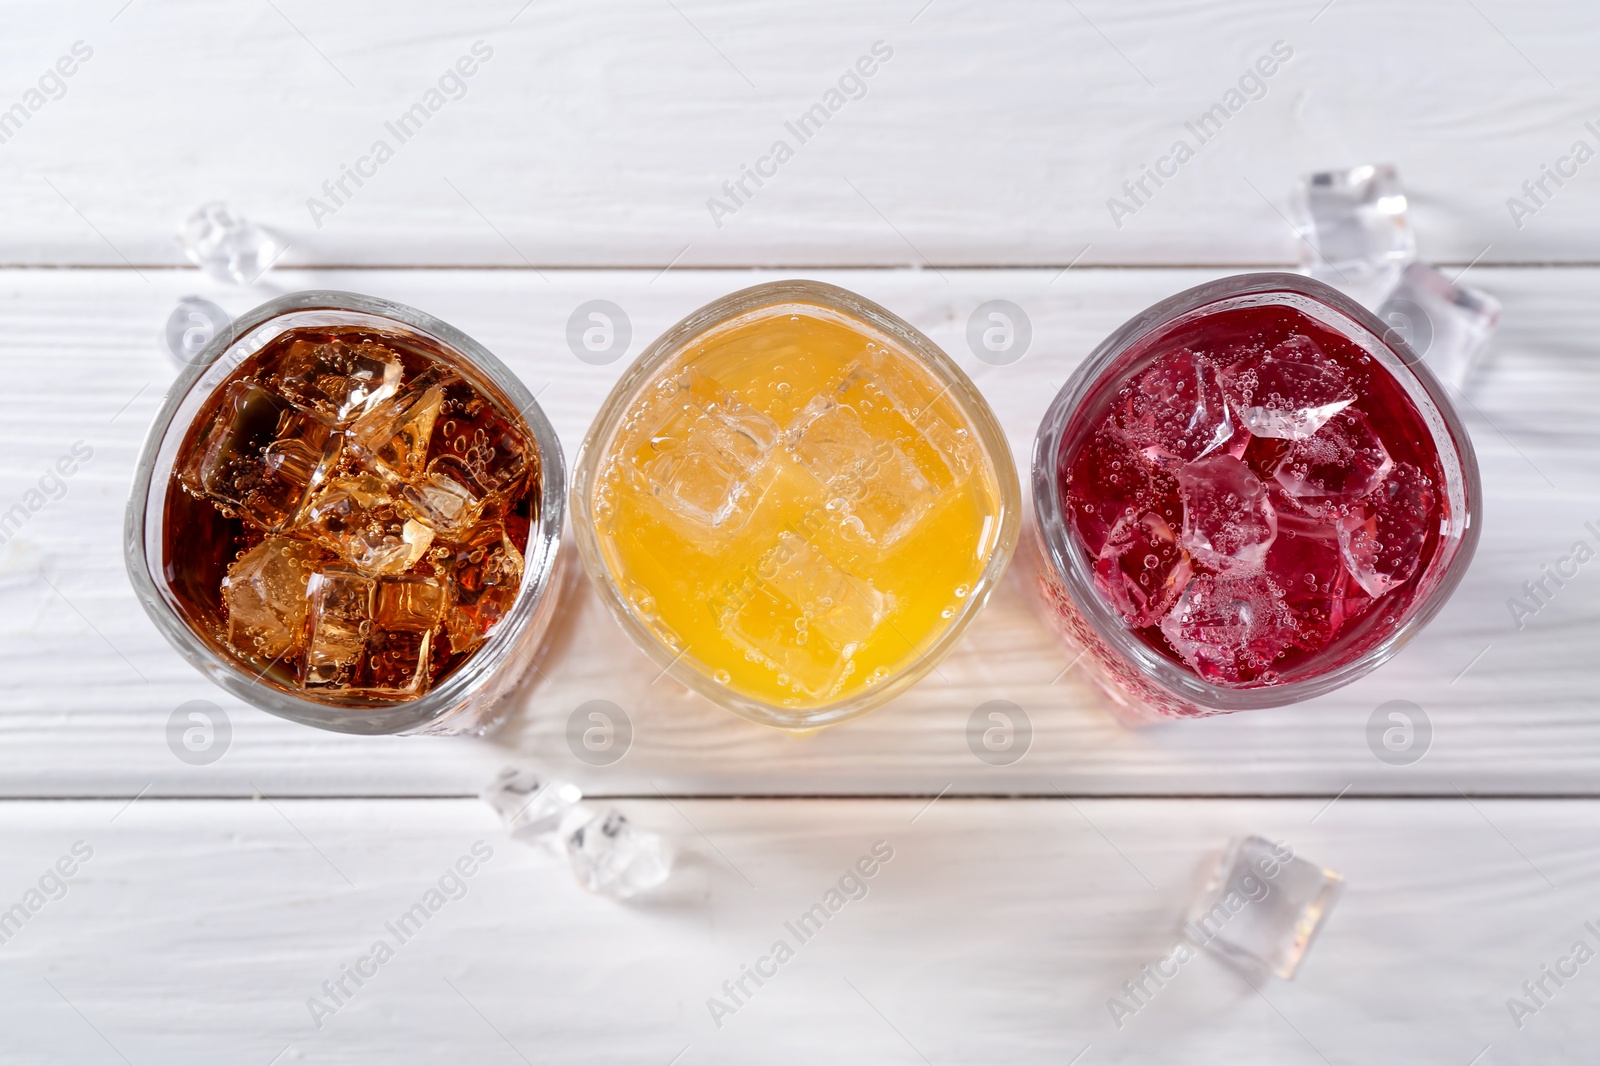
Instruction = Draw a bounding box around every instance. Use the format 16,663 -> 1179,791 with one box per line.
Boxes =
178,202 -> 281,286
837,347 -> 981,485
1273,408 -> 1393,508
1338,461 -> 1438,597
265,336 -> 402,424
183,380 -> 341,533
301,473 -> 435,575
303,568 -> 374,689
1177,454 -> 1278,572
1288,163 -> 1415,308
482,768 -> 584,841
1159,575 -> 1298,685
1120,348 -> 1236,464
637,370 -> 779,531
566,809 -> 673,899
1222,335 -> 1356,441
1093,512 -> 1192,627
787,397 -> 938,548
222,536 -> 326,660
719,534 -> 886,700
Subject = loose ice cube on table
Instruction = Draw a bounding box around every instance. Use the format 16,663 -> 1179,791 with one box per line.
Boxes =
1119,348 -> 1236,464
1160,575 -> 1297,685
636,370 -> 779,531
1288,163 -> 1414,308
182,381 -> 341,533
1221,335 -> 1356,441
566,810 -> 673,899
1187,835 -> 1343,980
1093,512 -> 1192,627
301,473 -> 435,575
265,336 -> 402,424
787,397 -> 937,547
1273,408 -> 1394,507
1338,461 -> 1438,597
481,768 -> 583,841
222,537 -> 326,660
303,568 -> 375,689
1177,455 -> 1278,572
1376,262 -> 1501,390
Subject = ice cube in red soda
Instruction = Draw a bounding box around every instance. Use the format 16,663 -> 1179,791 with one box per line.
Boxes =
1063,305 -> 1445,687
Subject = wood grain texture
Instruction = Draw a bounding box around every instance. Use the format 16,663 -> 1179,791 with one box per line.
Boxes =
0,796 -> 1593,1065
1,0 -> 1598,267
0,265 -> 1592,798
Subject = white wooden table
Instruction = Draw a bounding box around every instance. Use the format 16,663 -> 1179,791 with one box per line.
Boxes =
3,2 -> 1598,1062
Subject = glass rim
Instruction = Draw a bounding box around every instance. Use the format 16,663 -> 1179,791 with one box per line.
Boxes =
569,278 -> 1023,731
1030,271 -> 1483,711
123,289 -> 566,735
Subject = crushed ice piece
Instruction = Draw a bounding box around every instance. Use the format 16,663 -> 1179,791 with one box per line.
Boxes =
222,536 -> 325,660
1119,348 -> 1235,464
1338,461 -> 1438,597
566,809 -> 674,899
1273,408 -> 1394,507
1159,574 -> 1297,685
1377,262 -> 1501,390
301,473 -> 435,575
1221,335 -> 1356,441
1186,835 -> 1343,980
1093,512 -> 1192,627
1288,163 -> 1415,308
786,397 -> 939,548
1066,429 -> 1182,557
482,768 -> 584,841
1177,454 -> 1278,572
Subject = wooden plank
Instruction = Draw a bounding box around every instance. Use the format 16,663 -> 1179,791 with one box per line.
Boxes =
0,796 -> 1593,1063
0,266 -> 1593,797
2,0 -> 1597,267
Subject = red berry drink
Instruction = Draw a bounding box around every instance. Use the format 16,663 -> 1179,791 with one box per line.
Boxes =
1031,275 -> 1479,719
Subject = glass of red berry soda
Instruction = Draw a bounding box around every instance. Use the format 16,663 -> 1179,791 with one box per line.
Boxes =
1031,273 -> 1480,720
